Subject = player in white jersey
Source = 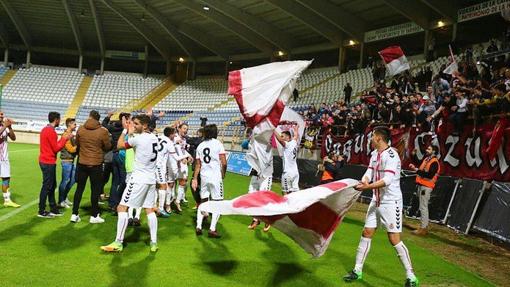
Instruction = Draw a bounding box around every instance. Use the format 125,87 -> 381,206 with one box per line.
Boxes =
0,112 -> 20,208
274,125 -> 300,195
192,124 -> 227,238
101,114 -> 159,253
343,127 -> 419,287
155,132 -> 172,217
174,123 -> 193,212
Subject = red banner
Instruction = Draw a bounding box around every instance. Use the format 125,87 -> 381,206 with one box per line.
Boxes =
322,123 -> 510,181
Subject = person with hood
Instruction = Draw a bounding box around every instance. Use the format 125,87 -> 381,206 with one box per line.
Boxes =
71,110 -> 112,224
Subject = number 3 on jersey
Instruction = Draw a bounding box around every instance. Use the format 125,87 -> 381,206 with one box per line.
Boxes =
202,147 -> 211,164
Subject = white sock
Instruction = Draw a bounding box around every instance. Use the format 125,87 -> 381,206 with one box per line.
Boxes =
196,208 -> 204,229
354,237 -> 372,273
177,185 -> 185,203
158,190 -> 166,210
135,207 -> 142,219
115,212 -> 129,243
394,241 -> 416,280
147,212 -> 158,244
165,186 -> 173,205
3,191 -> 10,201
128,207 -> 134,219
210,213 -> 220,232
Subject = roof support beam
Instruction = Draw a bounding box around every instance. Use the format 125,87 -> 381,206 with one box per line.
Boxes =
266,0 -> 343,46
380,0 -> 431,29
0,23 -> 9,48
295,0 -> 366,41
420,0 -> 457,22
0,0 -> 31,49
100,0 -> 171,60
173,0 -> 274,55
200,0 -> 296,51
89,0 -> 105,57
133,0 -> 229,60
62,0 -> 83,55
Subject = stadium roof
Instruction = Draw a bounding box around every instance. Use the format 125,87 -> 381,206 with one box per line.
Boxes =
0,0 -> 481,63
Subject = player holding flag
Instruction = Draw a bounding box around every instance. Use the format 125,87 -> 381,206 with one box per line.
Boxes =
273,125 -> 300,195
101,114 -> 159,253
192,124 -> 227,238
343,127 -> 419,287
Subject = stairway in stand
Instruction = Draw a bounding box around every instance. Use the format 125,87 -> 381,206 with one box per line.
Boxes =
64,76 -> 93,120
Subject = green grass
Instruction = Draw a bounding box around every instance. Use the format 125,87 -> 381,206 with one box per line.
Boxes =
0,143 -> 494,287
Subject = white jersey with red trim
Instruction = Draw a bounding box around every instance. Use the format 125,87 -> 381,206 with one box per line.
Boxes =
127,132 -> 158,184
283,139 -> 299,176
363,147 -> 402,204
0,127 -> 10,161
196,138 -> 226,182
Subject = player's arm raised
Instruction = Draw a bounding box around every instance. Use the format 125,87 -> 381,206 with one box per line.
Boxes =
273,130 -> 286,147
5,118 -> 16,141
117,117 -> 134,150
292,125 -> 299,141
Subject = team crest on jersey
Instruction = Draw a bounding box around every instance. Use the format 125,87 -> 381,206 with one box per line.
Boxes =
389,223 -> 395,229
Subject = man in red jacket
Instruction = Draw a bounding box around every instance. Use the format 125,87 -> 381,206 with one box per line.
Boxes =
38,112 -> 72,218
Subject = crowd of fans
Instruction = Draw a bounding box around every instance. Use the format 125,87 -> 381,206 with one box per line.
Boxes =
299,41 -> 510,140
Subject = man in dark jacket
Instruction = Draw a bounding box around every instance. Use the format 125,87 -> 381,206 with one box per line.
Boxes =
72,110 -> 112,224
188,128 -> 204,207
102,111 -> 130,211
320,153 -> 345,183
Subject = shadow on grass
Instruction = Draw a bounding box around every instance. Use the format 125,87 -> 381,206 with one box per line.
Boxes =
42,223 -> 94,252
0,217 -> 40,243
108,252 -> 155,287
197,227 -> 238,276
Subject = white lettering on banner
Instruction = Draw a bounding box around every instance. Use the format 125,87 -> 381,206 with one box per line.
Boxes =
464,137 -> 483,168
365,131 -> 373,156
354,134 -> 364,154
458,0 -> 510,22
364,22 -> 424,43
490,144 -> 509,174
414,132 -> 428,161
343,139 -> 353,162
325,134 -> 333,154
444,135 -> 460,167
333,142 -> 343,156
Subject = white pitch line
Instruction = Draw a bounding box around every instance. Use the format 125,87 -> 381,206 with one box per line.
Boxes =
9,149 -> 38,153
0,199 -> 38,222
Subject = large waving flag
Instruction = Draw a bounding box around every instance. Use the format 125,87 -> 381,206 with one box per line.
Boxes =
229,61 -> 312,176
378,46 -> 410,76
199,179 -> 361,257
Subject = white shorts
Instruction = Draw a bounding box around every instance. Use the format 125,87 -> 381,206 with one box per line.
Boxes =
156,165 -> 167,184
365,200 -> 403,233
121,182 -> 157,209
282,173 -> 299,194
166,161 -> 178,182
248,176 -> 272,193
177,164 -> 188,180
0,160 -> 10,178
200,179 -> 224,200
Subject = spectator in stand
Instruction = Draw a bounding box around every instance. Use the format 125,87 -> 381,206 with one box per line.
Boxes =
409,145 -> 440,236
450,91 -> 468,134
319,153 -> 345,184
58,118 -> 77,208
72,110 -> 112,224
432,75 -> 451,103
38,112 -> 71,218
343,83 -> 353,104
417,96 -> 436,132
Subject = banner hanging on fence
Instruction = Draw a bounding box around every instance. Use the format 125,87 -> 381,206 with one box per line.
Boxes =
321,123 -> 510,181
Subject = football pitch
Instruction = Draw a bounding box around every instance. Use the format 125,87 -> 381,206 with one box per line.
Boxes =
0,143 -> 496,287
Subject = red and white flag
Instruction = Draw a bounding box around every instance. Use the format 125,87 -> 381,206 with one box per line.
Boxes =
378,46 -> 410,76
443,45 -> 458,75
199,179 -> 361,257
228,61 -> 312,176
